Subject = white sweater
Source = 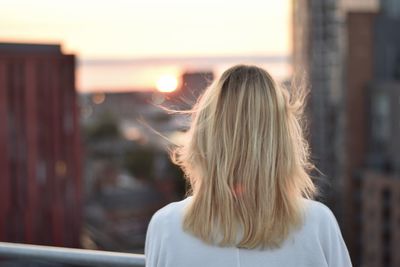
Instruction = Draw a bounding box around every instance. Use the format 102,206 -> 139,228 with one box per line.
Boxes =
145,197 -> 352,267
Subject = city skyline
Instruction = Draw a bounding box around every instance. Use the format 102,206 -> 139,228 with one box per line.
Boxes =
0,0 -> 292,92
77,55 -> 290,92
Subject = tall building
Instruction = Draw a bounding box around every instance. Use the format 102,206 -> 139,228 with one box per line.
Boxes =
0,43 -> 82,247
361,6 -> 400,266
361,172 -> 400,267
294,0 -> 400,266
344,1 -> 400,264
344,12 -> 377,265
292,0 -> 345,214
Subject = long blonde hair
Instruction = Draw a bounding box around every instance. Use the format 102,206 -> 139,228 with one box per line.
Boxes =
171,64 -> 317,249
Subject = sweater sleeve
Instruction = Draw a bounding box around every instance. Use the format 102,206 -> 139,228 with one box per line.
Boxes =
319,204 -> 353,267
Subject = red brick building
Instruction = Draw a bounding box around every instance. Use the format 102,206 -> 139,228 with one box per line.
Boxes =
0,43 -> 82,247
361,172 -> 400,267
343,12 -> 377,263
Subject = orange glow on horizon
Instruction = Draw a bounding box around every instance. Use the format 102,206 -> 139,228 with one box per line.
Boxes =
0,1 -> 292,92
156,75 -> 179,93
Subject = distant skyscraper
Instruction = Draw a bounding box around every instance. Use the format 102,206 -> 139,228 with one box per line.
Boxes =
0,42 -> 82,247
292,0 -> 345,211
344,12 -> 377,265
293,0 -> 381,265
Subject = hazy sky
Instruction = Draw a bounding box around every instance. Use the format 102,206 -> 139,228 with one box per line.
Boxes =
0,0 -> 291,59
0,0 -> 292,91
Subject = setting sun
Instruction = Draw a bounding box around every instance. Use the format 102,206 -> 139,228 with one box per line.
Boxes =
156,74 -> 179,93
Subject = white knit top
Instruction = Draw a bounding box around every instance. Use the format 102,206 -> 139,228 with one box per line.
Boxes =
145,197 -> 352,267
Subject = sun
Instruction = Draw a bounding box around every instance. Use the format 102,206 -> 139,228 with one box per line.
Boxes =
156,74 -> 179,93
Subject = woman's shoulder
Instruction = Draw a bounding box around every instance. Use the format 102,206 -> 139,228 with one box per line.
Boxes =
302,198 -> 337,222
300,198 -> 342,236
149,196 -> 192,227
150,197 -> 337,227
300,199 -> 352,266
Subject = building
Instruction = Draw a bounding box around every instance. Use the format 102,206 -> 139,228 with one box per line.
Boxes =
367,81 -> 400,179
292,0 -> 400,266
346,3 -> 400,265
292,0 -> 345,216
0,42 -> 82,247
361,172 -> 400,267
344,11 -> 377,265
164,71 -> 214,110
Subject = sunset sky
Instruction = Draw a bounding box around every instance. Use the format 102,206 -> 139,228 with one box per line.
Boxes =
0,0 -> 292,91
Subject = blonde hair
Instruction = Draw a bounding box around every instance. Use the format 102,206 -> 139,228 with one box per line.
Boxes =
171,64 -> 317,249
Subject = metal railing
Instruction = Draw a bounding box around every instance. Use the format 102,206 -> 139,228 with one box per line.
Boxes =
0,242 -> 145,266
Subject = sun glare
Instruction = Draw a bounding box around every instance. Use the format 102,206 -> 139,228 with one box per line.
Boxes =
156,75 -> 178,93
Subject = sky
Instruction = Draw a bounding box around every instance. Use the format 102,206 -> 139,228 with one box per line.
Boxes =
0,0 -> 292,91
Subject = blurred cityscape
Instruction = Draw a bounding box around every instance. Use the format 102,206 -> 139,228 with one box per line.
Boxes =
0,0 -> 399,267
293,0 -> 400,266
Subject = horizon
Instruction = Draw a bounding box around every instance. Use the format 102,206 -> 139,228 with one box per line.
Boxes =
77,54 -> 291,93
0,0 -> 292,92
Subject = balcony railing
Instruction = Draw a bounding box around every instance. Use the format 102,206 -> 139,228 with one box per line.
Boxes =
0,242 -> 145,266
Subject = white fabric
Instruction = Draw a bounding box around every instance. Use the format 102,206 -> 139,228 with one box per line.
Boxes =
145,197 -> 352,267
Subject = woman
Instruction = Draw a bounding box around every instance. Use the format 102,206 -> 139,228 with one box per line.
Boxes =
145,65 -> 352,267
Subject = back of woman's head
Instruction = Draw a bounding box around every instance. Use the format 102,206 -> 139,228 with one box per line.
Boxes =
171,64 -> 317,249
